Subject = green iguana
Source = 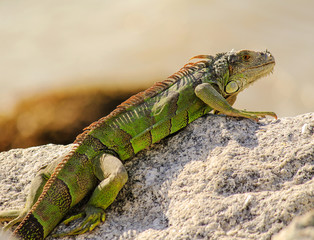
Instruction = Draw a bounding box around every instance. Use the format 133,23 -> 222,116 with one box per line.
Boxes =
0,49 -> 277,239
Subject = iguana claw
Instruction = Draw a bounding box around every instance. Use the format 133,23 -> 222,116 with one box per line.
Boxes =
52,206 -> 105,237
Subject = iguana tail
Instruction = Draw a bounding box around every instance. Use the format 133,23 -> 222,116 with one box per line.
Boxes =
13,147 -> 98,239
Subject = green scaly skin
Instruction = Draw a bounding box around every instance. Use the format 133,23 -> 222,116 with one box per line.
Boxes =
0,49 -> 277,239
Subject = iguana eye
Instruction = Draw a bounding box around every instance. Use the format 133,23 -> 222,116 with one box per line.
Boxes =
243,55 -> 251,61
225,81 -> 239,94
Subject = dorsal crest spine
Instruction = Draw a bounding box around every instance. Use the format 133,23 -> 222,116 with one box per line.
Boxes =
74,58 -> 209,144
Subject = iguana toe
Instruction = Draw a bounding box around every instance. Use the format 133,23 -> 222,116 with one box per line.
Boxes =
53,206 -> 105,237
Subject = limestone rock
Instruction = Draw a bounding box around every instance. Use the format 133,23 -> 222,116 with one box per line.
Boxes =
273,210 -> 314,240
0,113 -> 313,240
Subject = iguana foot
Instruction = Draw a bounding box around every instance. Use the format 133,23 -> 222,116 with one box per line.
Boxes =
237,110 -> 277,122
0,210 -> 26,230
52,206 -> 105,237
0,209 -> 21,223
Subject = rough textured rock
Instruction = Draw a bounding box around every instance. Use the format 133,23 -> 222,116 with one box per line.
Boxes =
0,113 -> 313,240
272,209 -> 314,240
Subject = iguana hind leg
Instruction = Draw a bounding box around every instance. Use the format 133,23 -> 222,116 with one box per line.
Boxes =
53,153 -> 128,237
0,159 -> 60,229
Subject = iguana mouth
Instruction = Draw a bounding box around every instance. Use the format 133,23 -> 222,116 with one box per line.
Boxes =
237,60 -> 275,75
249,60 -> 275,70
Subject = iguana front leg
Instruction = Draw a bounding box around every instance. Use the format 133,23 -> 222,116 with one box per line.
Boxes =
53,153 -> 128,237
213,94 -> 238,115
195,83 -> 277,121
0,159 -> 60,229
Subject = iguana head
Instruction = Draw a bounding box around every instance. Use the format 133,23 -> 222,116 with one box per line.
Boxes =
224,49 -> 275,95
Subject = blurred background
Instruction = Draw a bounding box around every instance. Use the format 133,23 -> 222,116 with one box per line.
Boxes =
0,0 -> 313,150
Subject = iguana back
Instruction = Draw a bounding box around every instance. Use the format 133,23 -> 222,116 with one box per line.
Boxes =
83,58 -> 214,160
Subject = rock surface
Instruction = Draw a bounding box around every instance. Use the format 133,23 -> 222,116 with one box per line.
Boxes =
0,113 -> 313,240
272,209 -> 314,240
